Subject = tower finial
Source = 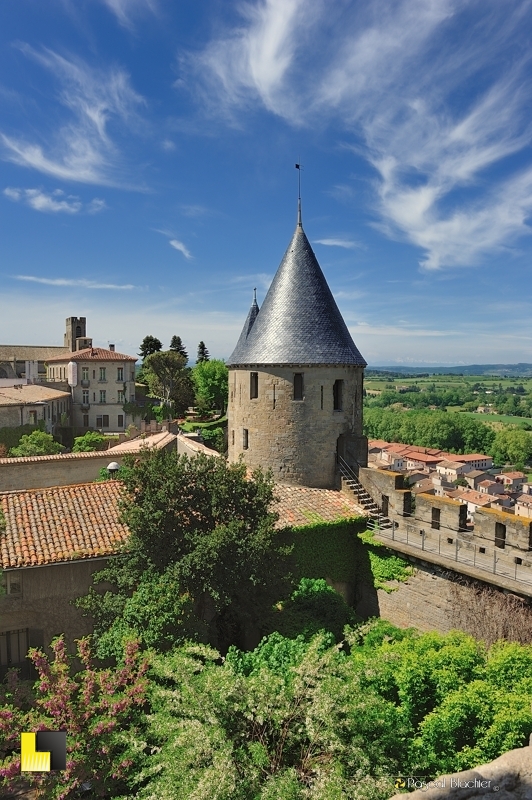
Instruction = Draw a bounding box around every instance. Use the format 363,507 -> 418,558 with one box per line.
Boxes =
295,160 -> 302,227
253,287 -> 257,303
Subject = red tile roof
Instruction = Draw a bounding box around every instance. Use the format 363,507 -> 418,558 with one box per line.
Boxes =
1,481 -> 364,569
0,482 -> 127,569
46,347 -> 136,362
273,484 -> 363,528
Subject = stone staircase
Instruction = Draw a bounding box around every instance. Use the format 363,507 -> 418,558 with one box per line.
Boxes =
337,456 -> 393,531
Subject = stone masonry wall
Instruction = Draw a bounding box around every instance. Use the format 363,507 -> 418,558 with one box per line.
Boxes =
1,559 -> 110,658
356,562 -> 463,633
228,365 -> 365,488
0,452 -> 129,491
358,467 -> 412,517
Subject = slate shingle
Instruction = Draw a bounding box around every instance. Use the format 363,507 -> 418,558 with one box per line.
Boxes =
227,223 -> 366,367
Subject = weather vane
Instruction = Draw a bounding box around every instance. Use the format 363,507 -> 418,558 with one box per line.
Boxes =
295,159 -> 303,226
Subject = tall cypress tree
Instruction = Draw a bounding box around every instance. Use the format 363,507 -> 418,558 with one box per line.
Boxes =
196,341 -> 210,363
169,336 -> 188,364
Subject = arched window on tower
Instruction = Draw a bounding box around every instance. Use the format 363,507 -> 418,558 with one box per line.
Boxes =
76,325 -> 82,338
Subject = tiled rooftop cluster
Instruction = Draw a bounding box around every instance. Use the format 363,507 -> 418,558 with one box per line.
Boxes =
368,439 -> 530,523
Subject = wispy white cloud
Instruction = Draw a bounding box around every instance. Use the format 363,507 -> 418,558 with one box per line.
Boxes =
188,0 -> 532,270
185,0 -> 320,117
153,228 -> 193,258
169,239 -> 192,259
98,0 -> 158,30
314,238 -> 359,249
1,46 -> 145,186
13,275 -> 135,289
4,186 -> 106,214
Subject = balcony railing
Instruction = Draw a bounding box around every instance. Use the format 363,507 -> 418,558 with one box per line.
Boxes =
80,403 -> 90,411
80,379 -> 90,387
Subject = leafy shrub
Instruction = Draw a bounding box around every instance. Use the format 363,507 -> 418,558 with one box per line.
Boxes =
9,430 -> 64,457
72,431 -> 107,452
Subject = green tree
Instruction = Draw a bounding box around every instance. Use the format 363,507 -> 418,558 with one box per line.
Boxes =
192,358 -> 228,413
143,350 -> 194,417
78,450 -> 290,656
196,340 -> 210,363
9,430 -> 64,457
72,431 -> 107,452
490,428 -> 532,468
169,335 -> 188,363
138,335 -> 162,360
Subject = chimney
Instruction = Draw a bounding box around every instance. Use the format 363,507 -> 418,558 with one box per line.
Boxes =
109,344 -> 115,352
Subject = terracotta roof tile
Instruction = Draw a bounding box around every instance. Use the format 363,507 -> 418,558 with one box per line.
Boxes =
46,347 -> 136,363
272,484 -> 363,528
0,482 -> 128,569
1,480 -> 365,569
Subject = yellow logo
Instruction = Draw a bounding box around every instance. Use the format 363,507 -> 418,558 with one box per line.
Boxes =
20,731 -> 66,772
394,777 -> 406,788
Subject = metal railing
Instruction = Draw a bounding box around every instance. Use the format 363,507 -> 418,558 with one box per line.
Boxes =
369,518 -> 532,588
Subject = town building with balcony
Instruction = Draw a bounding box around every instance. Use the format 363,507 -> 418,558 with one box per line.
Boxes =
46,346 -> 137,433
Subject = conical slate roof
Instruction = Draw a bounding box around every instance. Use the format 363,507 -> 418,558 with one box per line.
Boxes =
230,291 -> 259,359
227,223 -> 366,367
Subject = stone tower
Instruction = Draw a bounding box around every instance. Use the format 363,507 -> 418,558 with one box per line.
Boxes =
226,205 -> 367,488
64,317 -> 92,352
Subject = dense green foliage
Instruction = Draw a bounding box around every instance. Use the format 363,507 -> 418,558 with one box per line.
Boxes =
284,519 -> 366,584
363,407 -> 495,453
6,626 -> 530,798
169,335 -> 188,362
72,431 -> 107,452
357,531 -> 414,591
142,350 -> 195,416
77,450 -> 291,657
138,335 -> 162,359
0,422 -> 45,454
196,340 -> 210,362
265,577 -> 357,641
200,426 -> 226,452
9,430 -> 64,457
363,406 -> 532,465
191,358 -> 229,413
490,427 -> 532,469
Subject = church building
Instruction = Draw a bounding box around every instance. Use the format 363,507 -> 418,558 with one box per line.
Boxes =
227,203 -> 368,489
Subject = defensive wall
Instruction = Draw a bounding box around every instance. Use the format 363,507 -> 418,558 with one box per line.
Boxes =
353,467 -> 532,608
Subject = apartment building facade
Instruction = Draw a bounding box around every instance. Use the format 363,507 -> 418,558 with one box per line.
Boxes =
46,346 -> 137,432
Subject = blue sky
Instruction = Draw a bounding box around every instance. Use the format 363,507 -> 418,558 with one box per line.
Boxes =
1,0 -> 532,366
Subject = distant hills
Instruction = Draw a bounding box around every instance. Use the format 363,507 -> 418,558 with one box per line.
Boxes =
367,364 -> 532,377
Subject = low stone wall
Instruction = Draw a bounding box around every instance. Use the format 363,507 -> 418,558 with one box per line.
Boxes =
176,433 -> 222,459
0,451 -> 127,491
388,740 -> 532,799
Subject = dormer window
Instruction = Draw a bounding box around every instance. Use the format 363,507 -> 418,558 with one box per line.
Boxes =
293,373 -> 304,401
